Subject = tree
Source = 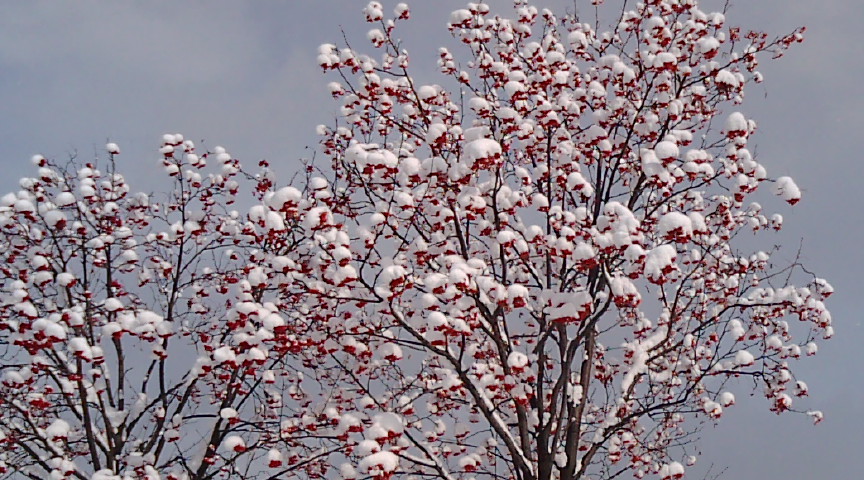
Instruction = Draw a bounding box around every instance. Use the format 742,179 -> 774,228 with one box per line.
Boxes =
0,138 -> 340,479
0,1 -> 833,480
300,1 -> 832,480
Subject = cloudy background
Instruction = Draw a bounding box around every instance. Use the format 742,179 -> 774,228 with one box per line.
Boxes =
1,1 -> 860,478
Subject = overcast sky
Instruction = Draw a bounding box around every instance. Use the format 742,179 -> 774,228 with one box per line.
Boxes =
1,1 -> 861,478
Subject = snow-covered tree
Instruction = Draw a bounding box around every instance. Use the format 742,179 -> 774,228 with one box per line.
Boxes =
0,2 -> 834,480
279,1 -> 832,479
0,138 -> 345,479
